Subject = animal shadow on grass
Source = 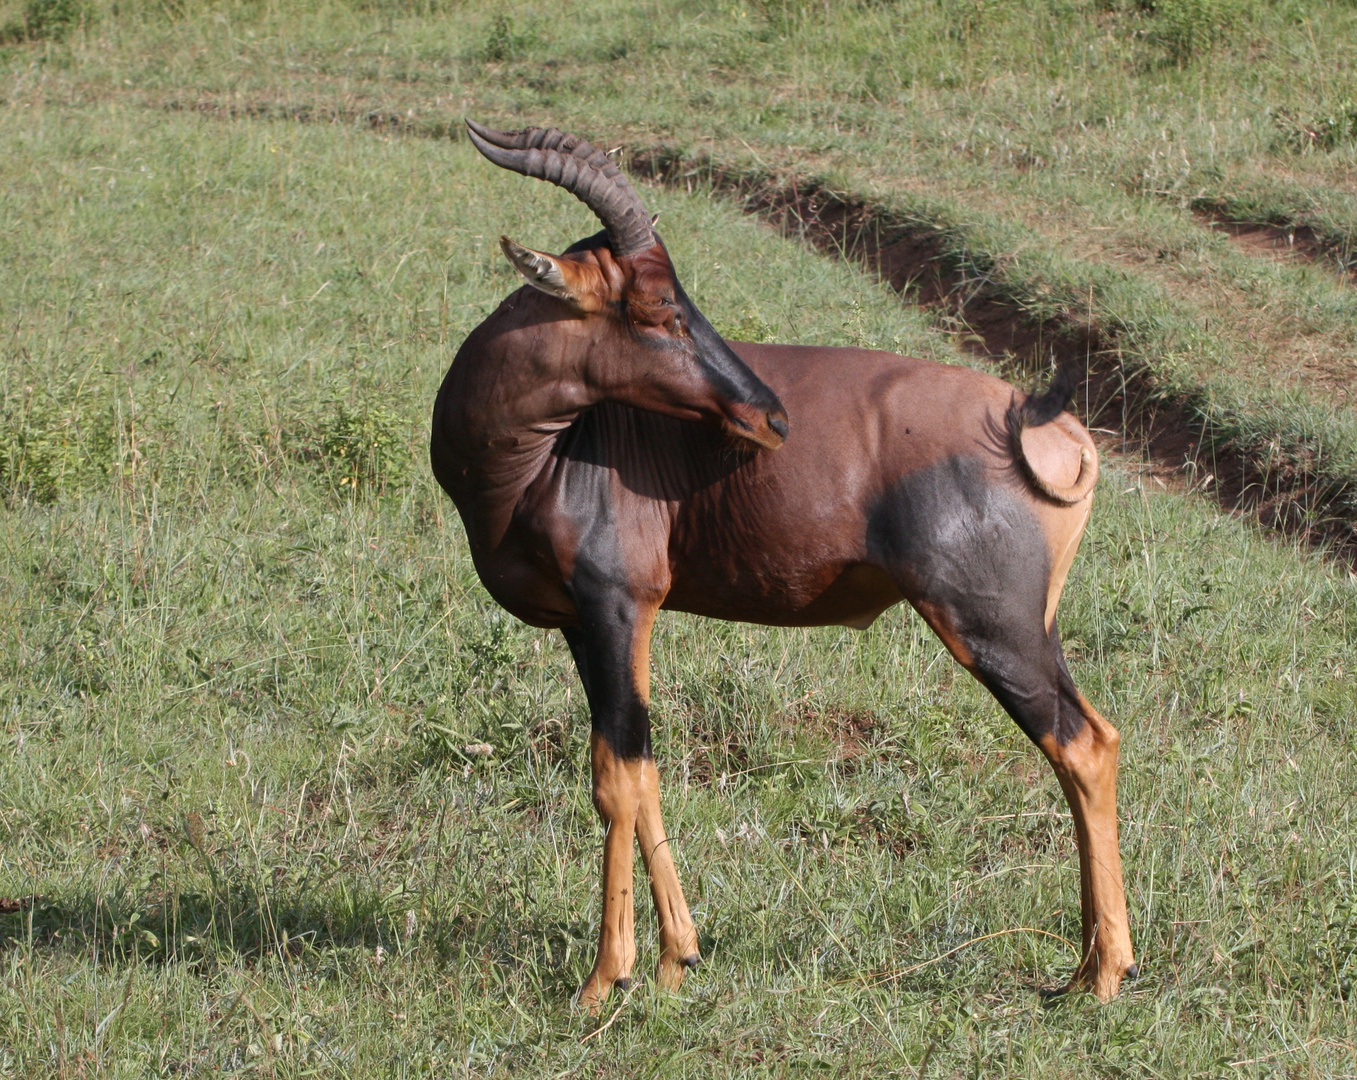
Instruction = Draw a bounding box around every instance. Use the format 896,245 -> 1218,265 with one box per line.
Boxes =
0,889 -> 596,995
0,885 -> 392,968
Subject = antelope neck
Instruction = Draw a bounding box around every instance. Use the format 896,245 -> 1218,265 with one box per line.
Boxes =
432,292 -> 600,546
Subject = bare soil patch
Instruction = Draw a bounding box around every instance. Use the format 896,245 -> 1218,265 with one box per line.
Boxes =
788,700 -> 884,772
1211,219 -> 1326,262
1194,207 -> 1357,285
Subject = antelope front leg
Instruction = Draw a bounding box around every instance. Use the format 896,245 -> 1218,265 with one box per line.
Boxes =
636,757 -> 701,989
562,598 -> 662,1013
579,732 -> 642,1011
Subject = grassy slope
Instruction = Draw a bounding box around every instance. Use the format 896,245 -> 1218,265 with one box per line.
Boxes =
0,5 -> 1354,1078
11,0 -> 1357,544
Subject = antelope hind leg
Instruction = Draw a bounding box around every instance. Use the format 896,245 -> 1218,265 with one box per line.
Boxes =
925,604 -> 1137,999
882,456 -> 1135,999
1037,693 -> 1137,1001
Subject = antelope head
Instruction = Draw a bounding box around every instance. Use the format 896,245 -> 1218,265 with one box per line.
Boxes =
466,120 -> 789,450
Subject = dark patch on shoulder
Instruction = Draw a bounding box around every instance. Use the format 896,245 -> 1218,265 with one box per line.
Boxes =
551,409 -> 653,760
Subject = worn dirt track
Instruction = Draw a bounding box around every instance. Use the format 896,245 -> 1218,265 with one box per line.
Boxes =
631,148 -> 1357,564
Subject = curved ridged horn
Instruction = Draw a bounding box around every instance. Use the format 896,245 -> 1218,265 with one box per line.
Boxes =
465,119 -> 655,258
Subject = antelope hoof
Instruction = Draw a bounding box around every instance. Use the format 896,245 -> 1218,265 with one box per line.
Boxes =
575,974 -> 611,1015
1044,957 -> 1138,1003
576,970 -> 639,1014
1086,956 -> 1138,1002
657,951 -> 702,992
576,980 -> 607,1015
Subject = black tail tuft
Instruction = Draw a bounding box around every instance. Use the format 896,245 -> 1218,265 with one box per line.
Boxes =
1014,363 -> 1078,431
1006,364 -> 1097,505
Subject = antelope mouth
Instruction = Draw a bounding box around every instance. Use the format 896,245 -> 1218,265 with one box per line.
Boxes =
723,405 -> 789,450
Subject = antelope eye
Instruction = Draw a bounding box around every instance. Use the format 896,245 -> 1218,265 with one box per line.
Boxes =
628,301 -> 669,328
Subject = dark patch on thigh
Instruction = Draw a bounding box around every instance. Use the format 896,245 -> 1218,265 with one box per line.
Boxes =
867,456 -> 1083,744
866,455 -> 1050,619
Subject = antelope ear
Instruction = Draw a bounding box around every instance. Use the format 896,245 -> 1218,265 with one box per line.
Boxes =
500,237 -> 602,311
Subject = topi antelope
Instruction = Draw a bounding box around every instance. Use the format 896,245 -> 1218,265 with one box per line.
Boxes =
430,120 -> 1136,1008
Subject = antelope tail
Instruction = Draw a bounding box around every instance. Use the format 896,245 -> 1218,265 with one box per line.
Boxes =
1006,366 -> 1099,506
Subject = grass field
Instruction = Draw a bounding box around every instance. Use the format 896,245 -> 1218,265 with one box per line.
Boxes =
10,0 -> 1357,543
1,2 -> 1357,1077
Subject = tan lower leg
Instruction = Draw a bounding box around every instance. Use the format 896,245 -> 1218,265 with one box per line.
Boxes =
578,734 -> 642,1012
636,757 -> 700,990
1040,708 -> 1136,1001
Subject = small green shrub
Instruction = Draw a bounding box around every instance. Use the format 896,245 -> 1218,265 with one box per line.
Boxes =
722,307 -> 778,344
0,391 -> 75,504
1273,100 -> 1357,153
1145,0 -> 1240,64
748,0 -> 824,34
287,395 -> 407,496
479,13 -> 535,62
0,387 -> 127,505
2,0 -> 89,42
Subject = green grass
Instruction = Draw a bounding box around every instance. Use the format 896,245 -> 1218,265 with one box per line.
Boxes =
12,0 -> 1357,538
1,4 -> 1357,1077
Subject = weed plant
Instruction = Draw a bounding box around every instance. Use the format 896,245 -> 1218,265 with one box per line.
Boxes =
0,0 -> 88,42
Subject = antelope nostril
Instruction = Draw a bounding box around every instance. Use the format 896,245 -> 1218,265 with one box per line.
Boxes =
768,415 -> 789,440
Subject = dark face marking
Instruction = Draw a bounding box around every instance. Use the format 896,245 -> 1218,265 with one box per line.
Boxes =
670,277 -> 786,424
867,455 -> 1087,746
561,230 -> 787,446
